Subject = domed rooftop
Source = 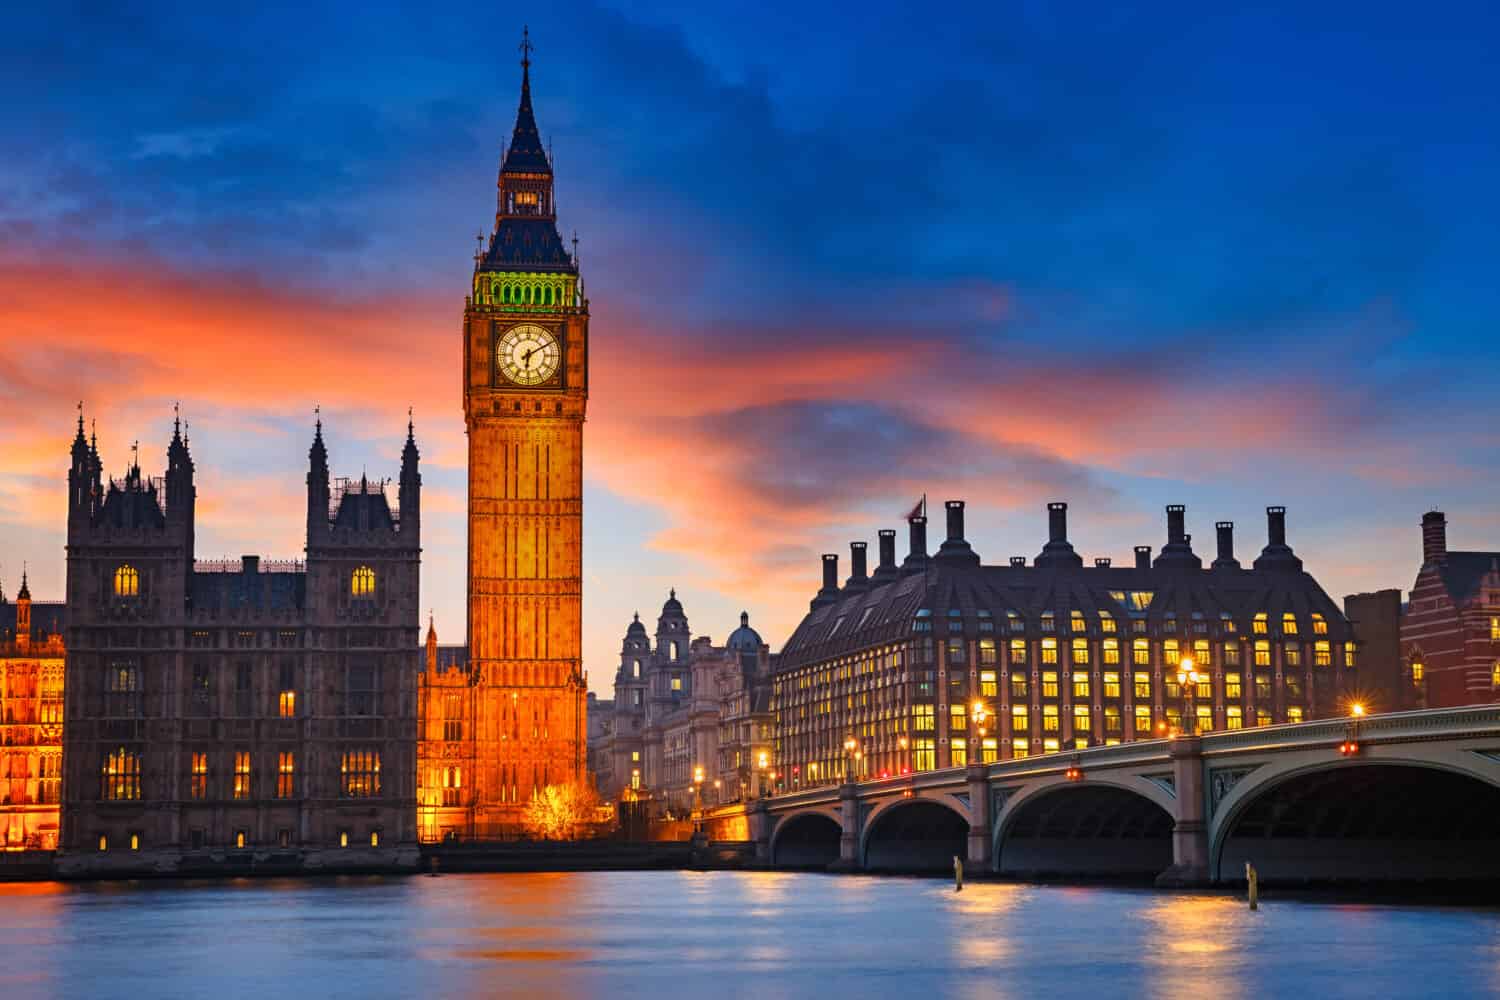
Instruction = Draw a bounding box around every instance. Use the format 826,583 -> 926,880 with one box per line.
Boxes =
661,588 -> 684,616
626,612 -> 647,637
726,611 -> 762,653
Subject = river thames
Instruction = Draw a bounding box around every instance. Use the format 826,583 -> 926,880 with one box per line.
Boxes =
1,872 -> 1497,998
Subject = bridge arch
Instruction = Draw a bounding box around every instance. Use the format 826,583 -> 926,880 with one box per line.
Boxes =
993,778 -> 1175,879
860,795 -> 970,872
768,809 -> 842,869
1212,758 -> 1500,883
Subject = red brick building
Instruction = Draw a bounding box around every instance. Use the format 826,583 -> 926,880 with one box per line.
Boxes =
1400,511 -> 1500,708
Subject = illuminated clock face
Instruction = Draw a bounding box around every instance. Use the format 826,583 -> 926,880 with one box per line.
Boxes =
496,324 -> 560,386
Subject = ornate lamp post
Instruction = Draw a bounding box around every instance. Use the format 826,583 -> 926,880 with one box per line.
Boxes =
1176,656 -> 1203,736
971,699 -> 989,764
756,750 -> 770,799
692,764 -> 704,814
897,735 -> 909,775
843,736 -> 859,783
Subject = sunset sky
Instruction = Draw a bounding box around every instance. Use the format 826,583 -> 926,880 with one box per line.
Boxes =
3,3 -> 1498,694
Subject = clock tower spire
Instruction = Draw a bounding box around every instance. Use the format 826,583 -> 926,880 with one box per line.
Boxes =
432,30 -> 589,839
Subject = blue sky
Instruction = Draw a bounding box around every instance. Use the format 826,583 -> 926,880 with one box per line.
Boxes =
2,2 -> 1498,690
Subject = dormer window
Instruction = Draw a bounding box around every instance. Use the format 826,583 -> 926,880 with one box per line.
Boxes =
1282,613 -> 1298,635
1253,612 -> 1268,634
1312,613 -> 1328,635
1099,612 -> 1116,634
351,566 -> 376,598
1041,612 -> 1056,633
114,565 -> 139,598
1070,611 -> 1087,634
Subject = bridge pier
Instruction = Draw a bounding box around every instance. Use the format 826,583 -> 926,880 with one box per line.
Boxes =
748,799 -> 772,863
965,762 -> 991,869
1156,735 -> 1211,887
829,780 -> 861,871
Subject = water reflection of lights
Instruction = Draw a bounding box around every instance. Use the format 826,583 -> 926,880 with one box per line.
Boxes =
1142,894 -> 1246,1000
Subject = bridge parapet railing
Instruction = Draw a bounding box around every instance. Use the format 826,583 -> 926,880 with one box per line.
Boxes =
1200,705 -> 1500,756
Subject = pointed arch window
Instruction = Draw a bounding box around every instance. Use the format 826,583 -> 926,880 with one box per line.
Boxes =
102,748 -> 141,801
351,566 -> 376,598
114,564 -> 139,597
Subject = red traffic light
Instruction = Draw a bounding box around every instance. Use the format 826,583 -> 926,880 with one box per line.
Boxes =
1339,741 -> 1360,756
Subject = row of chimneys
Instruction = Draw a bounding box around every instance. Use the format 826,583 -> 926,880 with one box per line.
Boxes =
811,501 -> 1303,609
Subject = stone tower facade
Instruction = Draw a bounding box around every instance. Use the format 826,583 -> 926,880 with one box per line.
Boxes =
453,36 -> 588,838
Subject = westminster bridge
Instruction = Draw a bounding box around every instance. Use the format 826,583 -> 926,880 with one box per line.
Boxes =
698,706 -> 1500,884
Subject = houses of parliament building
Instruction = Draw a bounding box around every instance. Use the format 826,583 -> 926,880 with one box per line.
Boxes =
0,37 -> 588,867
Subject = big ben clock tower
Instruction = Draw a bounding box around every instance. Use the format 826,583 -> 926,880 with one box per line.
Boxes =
462,31 -> 587,837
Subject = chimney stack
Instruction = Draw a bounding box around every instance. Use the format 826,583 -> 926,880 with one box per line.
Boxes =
1421,510 -> 1447,564
1153,504 -> 1202,570
1010,556 -> 1026,567
1166,504 -> 1186,544
902,515 -> 931,575
936,500 -> 980,566
871,529 -> 900,583
1134,545 -> 1152,570
1035,501 -> 1083,568
1095,557 -> 1112,568
1252,506 -> 1302,572
1048,502 -> 1068,543
845,541 -> 870,592
811,553 -> 841,609
1212,521 -> 1240,570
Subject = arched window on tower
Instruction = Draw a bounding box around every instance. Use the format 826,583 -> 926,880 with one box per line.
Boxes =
351,566 -> 376,598
114,565 -> 139,598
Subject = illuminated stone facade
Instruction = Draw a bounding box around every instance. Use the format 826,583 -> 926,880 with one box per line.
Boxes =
1399,511 -> 1500,708
590,595 -> 773,813
0,573 -> 64,850
57,413 -> 421,874
418,45 -> 587,840
774,501 -> 1358,791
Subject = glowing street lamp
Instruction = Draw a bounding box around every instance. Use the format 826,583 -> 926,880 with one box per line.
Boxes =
692,764 -> 704,813
1176,656 -> 1203,737
843,736 -> 860,782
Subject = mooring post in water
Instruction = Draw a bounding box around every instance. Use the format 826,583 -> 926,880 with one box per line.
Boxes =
953,855 -> 964,892
1245,861 -> 1258,910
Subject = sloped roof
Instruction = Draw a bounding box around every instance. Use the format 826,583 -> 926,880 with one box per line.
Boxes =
1435,551 -> 1500,603
0,601 -> 65,643
190,571 -> 305,613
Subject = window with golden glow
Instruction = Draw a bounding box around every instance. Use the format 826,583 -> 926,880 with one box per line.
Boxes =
370,830 -> 381,847
1411,661 -> 1424,682
1009,639 -> 1027,664
1285,646 -> 1302,668
1103,672 -> 1121,698
949,704 -> 967,732
1129,592 -> 1154,611
1071,638 -> 1090,665
1225,673 -> 1242,699
1012,738 -> 1029,759
1072,672 -> 1090,698
1256,709 -> 1272,727
190,752 -> 208,799
443,766 -> 462,807
277,752 -> 295,798
1103,638 -> 1120,665
1073,704 -> 1091,731
1011,704 -> 1029,732
1344,643 -> 1357,668
981,737 -> 998,763
913,704 -> 935,732
279,689 -> 296,718
1196,705 -> 1213,730
101,748 -> 141,800
1286,706 -> 1304,724
340,830 -> 350,848
1164,639 -> 1180,665
1042,705 -> 1059,732
1492,661 -> 1500,687
1041,671 -> 1059,698
233,751 -> 251,799
979,639 -> 996,665
1133,671 -> 1151,699
950,744 -> 967,768
351,565 -> 376,598
1134,706 -> 1152,733
1043,737 -> 1060,754
1133,639 -> 1150,666
1041,638 -> 1058,664
1254,640 -> 1271,667
1313,613 -> 1328,635
979,670 -> 998,697
913,738 -> 935,771
1226,706 -> 1243,729
1104,705 -> 1122,733
1493,617 -> 1500,641
113,564 -> 139,597
1100,613 -> 1116,633
1282,613 -> 1298,635
1253,612 -> 1268,634
341,749 -> 382,797
1070,611 -> 1086,633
